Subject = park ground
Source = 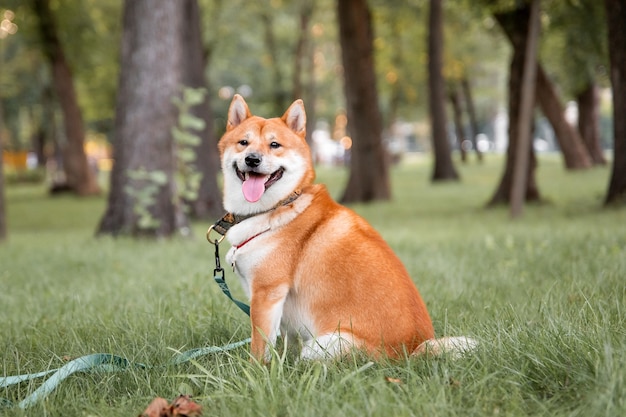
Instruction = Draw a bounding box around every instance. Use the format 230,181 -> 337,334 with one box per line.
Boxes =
1,154 -> 625,416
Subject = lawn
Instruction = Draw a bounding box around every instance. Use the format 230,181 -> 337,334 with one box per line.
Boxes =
1,154 -> 625,416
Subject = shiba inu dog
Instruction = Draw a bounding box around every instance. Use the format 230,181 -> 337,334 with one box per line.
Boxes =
216,95 -> 476,361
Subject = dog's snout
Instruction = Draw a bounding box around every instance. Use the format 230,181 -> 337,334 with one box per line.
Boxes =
245,153 -> 262,168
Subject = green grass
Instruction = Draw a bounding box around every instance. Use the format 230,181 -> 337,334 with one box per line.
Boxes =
1,154 -> 625,416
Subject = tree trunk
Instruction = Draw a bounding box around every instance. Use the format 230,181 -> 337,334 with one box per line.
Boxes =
385,16 -> 404,131
448,83 -> 467,163
337,0 -> 391,203
428,0 -> 459,181
493,2 -> 592,171
181,0 -> 222,219
489,4 -> 542,207
32,0 -> 100,196
510,0 -> 540,219
293,0 -> 316,147
292,0 -> 313,101
97,0 -> 187,237
576,80 -> 606,165
535,66 -> 592,169
260,10 -> 289,116
461,76 -> 483,162
604,0 -> 626,206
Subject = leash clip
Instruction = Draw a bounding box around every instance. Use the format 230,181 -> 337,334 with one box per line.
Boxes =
206,224 -> 226,244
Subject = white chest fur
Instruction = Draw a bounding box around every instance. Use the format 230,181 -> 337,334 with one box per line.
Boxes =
224,212 -> 273,299
223,194 -> 315,336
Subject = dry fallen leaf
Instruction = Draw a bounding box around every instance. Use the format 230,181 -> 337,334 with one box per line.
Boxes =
170,395 -> 202,416
140,397 -> 169,417
384,376 -> 403,385
139,395 -> 202,417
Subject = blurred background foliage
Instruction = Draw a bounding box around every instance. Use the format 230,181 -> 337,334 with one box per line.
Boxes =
2,0 -> 608,152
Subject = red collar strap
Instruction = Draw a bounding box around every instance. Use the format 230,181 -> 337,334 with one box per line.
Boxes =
235,229 -> 270,249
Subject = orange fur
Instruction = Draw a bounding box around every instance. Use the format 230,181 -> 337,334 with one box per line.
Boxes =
218,95 -> 440,361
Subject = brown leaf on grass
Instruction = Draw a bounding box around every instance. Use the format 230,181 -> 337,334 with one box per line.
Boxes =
139,395 -> 202,417
170,395 -> 202,416
140,397 -> 169,417
384,376 -> 403,385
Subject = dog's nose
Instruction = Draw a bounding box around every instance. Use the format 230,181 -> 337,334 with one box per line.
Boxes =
245,153 -> 262,168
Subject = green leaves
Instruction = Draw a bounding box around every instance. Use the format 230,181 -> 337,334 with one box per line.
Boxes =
125,168 -> 169,230
171,127 -> 202,148
172,86 -> 207,213
123,86 -> 208,232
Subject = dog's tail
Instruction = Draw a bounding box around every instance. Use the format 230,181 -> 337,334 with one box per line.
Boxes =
413,336 -> 478,359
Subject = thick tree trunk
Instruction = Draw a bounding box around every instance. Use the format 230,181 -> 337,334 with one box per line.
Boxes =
181,0 -> 221,219
461,76 -> 483,162
97,0 -> 186,237
489,4 -> 541,207
604,0 -> 626,206
428,0 -> 459,181
535,66 -> 592,169
32,0 -> 100,196
448,83 -> 467,163
576,81 -> 606,165
337,0 -> 391,202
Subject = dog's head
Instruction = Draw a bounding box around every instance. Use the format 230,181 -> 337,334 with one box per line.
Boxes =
218,95 -> 315,214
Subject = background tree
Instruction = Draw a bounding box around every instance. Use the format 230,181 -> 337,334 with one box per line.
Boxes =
542,0 -> 607,166
576,80 -> 605,165
428,0 -> 458,181
292,0 -> 316,145
604,0 -> 626,206
181,0 -> 221,219
535,65 -> 592,170
442,2 -> 490,164
448,82 -> 467,163
97,0 -> 186,237
461,76 -> 483,162
488,2 -> 541,207
337,0 -> 390,202
509,0 -> 540,218
259,3 -> 290,116
494,2 -> 592,171
31,0 -> 100,195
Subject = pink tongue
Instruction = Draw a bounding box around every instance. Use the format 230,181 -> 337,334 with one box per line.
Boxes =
242,175 -> 267,202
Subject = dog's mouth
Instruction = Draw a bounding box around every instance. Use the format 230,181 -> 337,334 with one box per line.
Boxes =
235,164 -> 284,202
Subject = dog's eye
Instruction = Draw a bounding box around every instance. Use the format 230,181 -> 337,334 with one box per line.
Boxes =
270,141 -> 281,149
239,139 -> 249,146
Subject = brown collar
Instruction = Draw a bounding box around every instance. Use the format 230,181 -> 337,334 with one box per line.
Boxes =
209,190 -> 302,239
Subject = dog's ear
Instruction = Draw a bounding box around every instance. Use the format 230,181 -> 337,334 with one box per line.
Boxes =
281,99 -> 306,136
227,94 -> 251,131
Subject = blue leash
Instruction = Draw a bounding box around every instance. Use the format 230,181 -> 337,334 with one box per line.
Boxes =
1,231 -> 251,409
